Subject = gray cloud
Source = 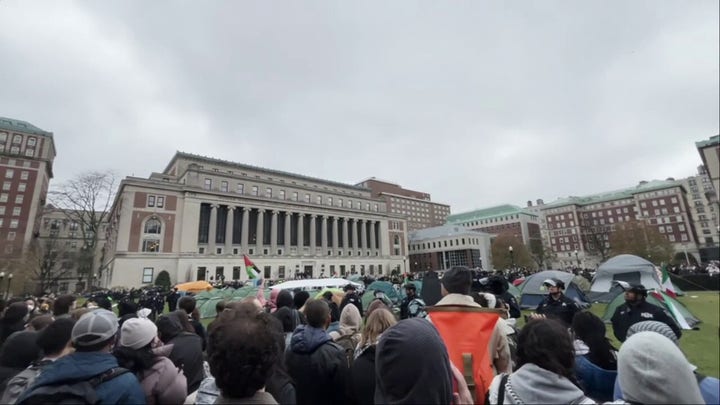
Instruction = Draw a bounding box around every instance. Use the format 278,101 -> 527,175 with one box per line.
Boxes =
0,0 -> 717,212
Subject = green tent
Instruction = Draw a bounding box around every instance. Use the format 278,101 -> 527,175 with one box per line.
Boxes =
361,281 -> 401,310
195,286 -> 272,319
601,290 -> 700,329
507,283 -> 522,300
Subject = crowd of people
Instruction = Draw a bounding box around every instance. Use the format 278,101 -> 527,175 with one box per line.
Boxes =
0,265 -> 716,404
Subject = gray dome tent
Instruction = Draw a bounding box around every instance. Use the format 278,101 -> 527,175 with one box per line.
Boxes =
588,254 -> 681,303
519,270 -> 591,309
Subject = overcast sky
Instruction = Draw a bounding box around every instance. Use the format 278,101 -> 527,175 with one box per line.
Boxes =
0,1 -> 717,213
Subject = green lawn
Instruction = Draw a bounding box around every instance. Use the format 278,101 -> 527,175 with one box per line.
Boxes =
520,291 -> 719,377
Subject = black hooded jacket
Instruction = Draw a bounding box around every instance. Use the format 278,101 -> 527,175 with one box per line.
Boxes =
156,312 -> 204,394
285,325 -> 347,405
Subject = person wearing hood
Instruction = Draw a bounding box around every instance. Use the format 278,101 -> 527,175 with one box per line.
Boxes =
328,304 -> 361,347
0,331 -> 40,391
610,283 -> 681,342
156,310 -> 203,395
612,331 -> 704,404
114,317 -> 187,405
612,321 -> 719,405
0,303 -> 29,345
16,309 -> 145,404
348,308 -> 396,405
285,299 -> 347,405
488,318 -> 595,405
375,318 -> 454,404
340,284 -> 363,318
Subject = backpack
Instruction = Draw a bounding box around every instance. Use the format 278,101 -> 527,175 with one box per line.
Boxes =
334,334 -> 359,368
18,367 -> 130,405
0,360 -> 51,405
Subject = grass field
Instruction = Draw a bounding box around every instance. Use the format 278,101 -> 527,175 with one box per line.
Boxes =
520,291 -> 719,377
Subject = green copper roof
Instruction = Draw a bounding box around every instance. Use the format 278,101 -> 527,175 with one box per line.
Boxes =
446,204 -> 535,223
696,135 -> 719,149
542,179 -> 684,209
0,116 -> 52,137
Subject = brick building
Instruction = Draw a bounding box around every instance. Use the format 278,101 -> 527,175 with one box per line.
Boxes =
680,166 -> 719,262
408,225 -> 492,272
0,117 -> 56,275
537,179 -> 699,268
696,135 -> 719,195
356,178 -> 450,231
102,152 -> 409,288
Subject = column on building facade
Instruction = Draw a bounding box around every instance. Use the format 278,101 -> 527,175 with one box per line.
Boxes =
360,219 -> 368,252
297,213 -> 305,250
256,209 -> 265,252
241,207 -> 250,253
284,211 -> 292,253
332,216 -> 339,251
310,214 -> 317,252
342,218 -> 349,252
370,220 -> 377,251
351,218 -> 358,251
270,210 -> 279,254
225,206 -> 235,253
321,215 -> 328,254
209,204 -> 218,253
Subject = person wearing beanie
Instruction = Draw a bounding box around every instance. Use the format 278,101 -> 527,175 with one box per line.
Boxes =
17,309 -> 145,404
0,318 -> 75,404
375,318 -> 454,404
114,318 -> 186,405
0,331 -> 40,391
0,303 -> 29,345
614,331 -> 704,404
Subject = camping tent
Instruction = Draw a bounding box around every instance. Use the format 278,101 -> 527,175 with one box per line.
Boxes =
601,289 -> 700,329
589,255 -> 683,303
194,286 -> 271,318
519,270 -> 591,309
175,280 -> 213,294
362,281 -> 402,310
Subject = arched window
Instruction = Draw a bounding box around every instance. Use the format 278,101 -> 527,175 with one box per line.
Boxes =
144,218 -> 161,234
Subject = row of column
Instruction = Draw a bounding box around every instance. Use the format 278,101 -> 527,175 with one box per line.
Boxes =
205,204 -> 379,255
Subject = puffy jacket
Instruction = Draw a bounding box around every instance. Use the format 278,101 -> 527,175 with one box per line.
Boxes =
610,300 -> 681,342
138,345 -> 187,405
17,351 -> 145,404
535,294 -> 580,326
156,314 -> 204,394
285,325 -> 347,405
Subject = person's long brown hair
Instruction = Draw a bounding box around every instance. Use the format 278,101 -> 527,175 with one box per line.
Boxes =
359,308 -> 396,347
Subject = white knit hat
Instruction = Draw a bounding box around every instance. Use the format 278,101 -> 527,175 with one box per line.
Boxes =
119,318 -> 158,350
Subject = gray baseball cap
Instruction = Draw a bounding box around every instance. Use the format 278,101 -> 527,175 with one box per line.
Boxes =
71,309 -> 119,346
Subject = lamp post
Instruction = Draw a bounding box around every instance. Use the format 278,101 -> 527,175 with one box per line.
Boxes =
508,246 -> 515,270
0,272 -> 4,299
574,249 -> 580,268
5,273 -> 13,299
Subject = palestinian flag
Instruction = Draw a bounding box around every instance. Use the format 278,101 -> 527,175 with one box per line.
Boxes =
650,290 -> 691,330
244,255 -> 262,281
659,263 -> 677,298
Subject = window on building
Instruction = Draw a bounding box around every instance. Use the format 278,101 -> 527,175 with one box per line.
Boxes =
668,234 -> 676,242
27,137 -> 36,147
220,181 -> 228,192
1,183 -> 9,191
20,171 -> 28,180
327,197 -> 333,205
5,170 -> 13,179
15,195 -> 23,204
155,196 -> 164,208
12,135 -> 21,143
17,183 -> 26,192
265,187 -> 272,198
338,198 -> 343,207
304,194 -> 310,203
7,231 -> 15,240
237,183 -> 244,194
148,195 -> 155,207
9,219 -> 18,228
251,186 -> 259,196
12,207 -> 20,216
142,268 -> 154,283
203,178 -> 212,190
24,149 -> 34,157
0,132 -> 5,142
142,239 -> 160,252
279,190 -> 286,200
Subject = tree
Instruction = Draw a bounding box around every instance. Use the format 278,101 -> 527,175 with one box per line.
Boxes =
22,236 -> 75,295
529,238 -> 556,270
155,270 -> 171,291
579,216 -> 612,262
49,171 -> 116,290
609,220 -> 675,265
491,233 -> 535,270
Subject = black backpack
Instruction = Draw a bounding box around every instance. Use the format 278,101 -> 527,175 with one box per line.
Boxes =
18,367 -> 130,405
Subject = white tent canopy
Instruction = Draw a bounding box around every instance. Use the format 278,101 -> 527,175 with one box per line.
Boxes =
589,254 -> 664,302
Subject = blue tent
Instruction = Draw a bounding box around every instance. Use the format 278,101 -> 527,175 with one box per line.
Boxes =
519,270 -> 591,309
